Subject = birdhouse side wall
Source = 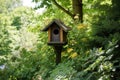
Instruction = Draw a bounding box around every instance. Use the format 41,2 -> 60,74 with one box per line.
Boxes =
63,31 -> 67,42
60,28 -> 63,42
48,28 -> 51,42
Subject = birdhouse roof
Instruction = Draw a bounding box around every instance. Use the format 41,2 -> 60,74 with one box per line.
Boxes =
42,19 -> 72,32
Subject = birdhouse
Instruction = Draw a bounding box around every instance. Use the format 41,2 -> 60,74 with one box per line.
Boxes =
42,19 -> 71,45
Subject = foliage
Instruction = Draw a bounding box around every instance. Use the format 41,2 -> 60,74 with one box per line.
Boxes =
0,14 -> 11,56
48,61 -> 76,80
0,0 -> 21,13
89,0 -> 120,79
33,0 -> 71,9
0,0 -> 120,80
72,40 -> 118,80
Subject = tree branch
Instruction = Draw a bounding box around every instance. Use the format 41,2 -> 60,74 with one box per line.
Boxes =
52,0 -> 74,19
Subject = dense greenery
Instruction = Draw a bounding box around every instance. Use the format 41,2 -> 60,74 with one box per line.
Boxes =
0,0 -> 120,80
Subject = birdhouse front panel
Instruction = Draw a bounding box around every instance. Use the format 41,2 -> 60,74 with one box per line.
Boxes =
51,24 -> 60,42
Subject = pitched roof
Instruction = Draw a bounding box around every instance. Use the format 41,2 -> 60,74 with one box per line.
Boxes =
42,19 -> 72,32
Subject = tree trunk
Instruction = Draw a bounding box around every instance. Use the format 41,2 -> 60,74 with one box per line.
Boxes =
52,0 -> 83,22
72,0 -> 83,23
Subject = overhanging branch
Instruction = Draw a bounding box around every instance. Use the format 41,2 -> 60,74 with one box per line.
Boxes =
52,0 -> 74,19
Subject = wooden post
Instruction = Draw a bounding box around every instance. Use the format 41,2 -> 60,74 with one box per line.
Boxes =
54,46 -> 63,65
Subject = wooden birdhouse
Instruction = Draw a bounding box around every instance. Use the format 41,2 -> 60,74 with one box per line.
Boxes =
42,19 -> 71,45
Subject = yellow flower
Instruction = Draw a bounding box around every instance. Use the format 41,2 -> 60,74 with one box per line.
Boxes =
85,50 -> 90,54
81,38 -> 87,42
61,51 -> 67,57
67,48 -> 73,53
70,52 -> 78,58
61,51 -> 65,55
77,24 -> 85,29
